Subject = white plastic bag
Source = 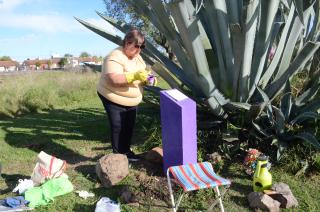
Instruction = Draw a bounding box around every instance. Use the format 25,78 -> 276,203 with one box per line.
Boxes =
95,197 -> 120,212
12,179 -> 34,194
30,151 -> 67,185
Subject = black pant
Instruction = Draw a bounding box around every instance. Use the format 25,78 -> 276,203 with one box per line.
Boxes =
98,92 -> 137,154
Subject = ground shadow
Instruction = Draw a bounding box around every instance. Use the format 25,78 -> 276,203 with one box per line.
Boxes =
219,160 -> 253,209
74,164 -> 97,182
0,173 -> 30,194
0,107 -> 109,164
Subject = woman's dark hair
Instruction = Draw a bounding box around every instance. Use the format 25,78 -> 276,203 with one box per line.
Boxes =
122,29 -> 145,47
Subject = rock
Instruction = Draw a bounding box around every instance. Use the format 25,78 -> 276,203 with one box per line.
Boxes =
248,192 -> 281,212
270,183 -> 298,208
271,183 -> 291,195
144,147 -> 163,164
96,154 -> 129,187
206,152 -> 222,162
119,186 -> 137,203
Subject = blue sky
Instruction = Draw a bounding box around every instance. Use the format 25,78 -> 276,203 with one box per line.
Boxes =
0,0 -> 119,62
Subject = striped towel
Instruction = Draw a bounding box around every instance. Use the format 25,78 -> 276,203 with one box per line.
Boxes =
169,162 -> 231,192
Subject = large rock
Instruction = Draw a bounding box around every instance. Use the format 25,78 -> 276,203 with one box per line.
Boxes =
248,192 -> 281,212
270,183 -> 298,208
144,147 -> 163,164
96,154 -> 129,187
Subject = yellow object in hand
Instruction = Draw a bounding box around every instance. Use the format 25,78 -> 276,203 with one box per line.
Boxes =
125,70 -> 149,83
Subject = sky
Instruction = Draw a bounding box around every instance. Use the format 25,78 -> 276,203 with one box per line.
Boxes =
0,0 -> 119,62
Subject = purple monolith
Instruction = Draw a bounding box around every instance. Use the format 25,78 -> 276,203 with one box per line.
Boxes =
160,89 -> 197,173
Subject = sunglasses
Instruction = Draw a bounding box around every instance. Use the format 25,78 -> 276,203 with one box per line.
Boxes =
134,44 -> 145,49
127,41 -> 145,49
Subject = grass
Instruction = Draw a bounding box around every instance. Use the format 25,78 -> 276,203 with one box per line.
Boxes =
0,71 -> 319,211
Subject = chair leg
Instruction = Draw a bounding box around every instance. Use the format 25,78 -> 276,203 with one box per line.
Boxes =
214,187 -> 225,212
167,169 -> 176,212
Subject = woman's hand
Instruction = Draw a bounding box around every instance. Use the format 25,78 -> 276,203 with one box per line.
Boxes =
125,70 -> 149,83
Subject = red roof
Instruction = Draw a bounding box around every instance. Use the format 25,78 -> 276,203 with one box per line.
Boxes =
23,58 -> 61,65
0,60 -> 19,67
78,57 -> 98,63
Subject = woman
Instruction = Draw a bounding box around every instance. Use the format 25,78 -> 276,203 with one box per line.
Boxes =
97,29 -> 148,161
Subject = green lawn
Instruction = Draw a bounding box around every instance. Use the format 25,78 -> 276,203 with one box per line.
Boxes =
0,72 -> 319,211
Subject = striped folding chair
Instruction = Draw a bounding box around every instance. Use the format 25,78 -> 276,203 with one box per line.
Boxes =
166,162 -> 231,212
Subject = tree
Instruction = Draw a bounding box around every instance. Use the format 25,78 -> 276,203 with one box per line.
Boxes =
35,61 -> 41,70
64,53 -> 73,58
58,57 -> 68,69
79,52 -> 91,58
47,60 -> 53,70
0,56 -> 12,61
103,0 -> 174,59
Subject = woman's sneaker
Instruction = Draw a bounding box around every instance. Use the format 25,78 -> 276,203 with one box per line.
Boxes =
125,151 -> 140,162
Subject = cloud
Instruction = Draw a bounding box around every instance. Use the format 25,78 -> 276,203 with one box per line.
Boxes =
0,33 -> 37,45
0,13 -> 116,34
0,0 -> 31,12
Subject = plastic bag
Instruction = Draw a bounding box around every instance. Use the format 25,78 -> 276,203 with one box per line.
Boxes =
12,179 -> 34,194
25,177 -> 73,208
31,151 -> 67,186
95,197 -> 120,212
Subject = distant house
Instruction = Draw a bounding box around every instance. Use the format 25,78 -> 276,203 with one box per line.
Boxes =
78,57 -> 100,65
0,60 -> 19,72
22,58 -> 61,71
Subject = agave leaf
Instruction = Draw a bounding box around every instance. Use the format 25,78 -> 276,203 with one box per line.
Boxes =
280,0 -> 290,9
299,99 -> 320,113
96,11 -> 128,32
290,112 -> 319,125
259,4 -> 296,88
143,0 -> 204,94
296,82 -> 320,106
280,81 -> 293,120
252,121 -> 272,137
307,1 -> 320,41
197,1 -> 228,93
151,62 -> 181,89
273,15 -> 304,81
207,96 -> 226,118
169,0 -> 230,114
169,0 -> 225,101
226,0 -> 240,25
295,132 -> 320,150
256,86 -> 270,102
248,104 -> 267,120
143,85 -> 163,94
292,0 -> 304,24
74,17 -> 123,45
239,0 -> 259,101
266,41 -> 320,98
248,0 -> 280,101
212,0 -> 236,91
231,26 -> 244,101
225,102 -> 251,111
276,139 -> 287,161
255,86 -> 274,125
272,106 -> 286,134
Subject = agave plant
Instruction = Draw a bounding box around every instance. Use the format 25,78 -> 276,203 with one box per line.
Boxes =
75,0 -> 320,149
252,79 -> 320,159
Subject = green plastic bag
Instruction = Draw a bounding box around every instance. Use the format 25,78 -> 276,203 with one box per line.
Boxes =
25,177 -> 73,208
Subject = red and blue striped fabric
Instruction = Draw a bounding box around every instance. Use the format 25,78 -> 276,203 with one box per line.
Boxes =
169,162 -> 231,192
